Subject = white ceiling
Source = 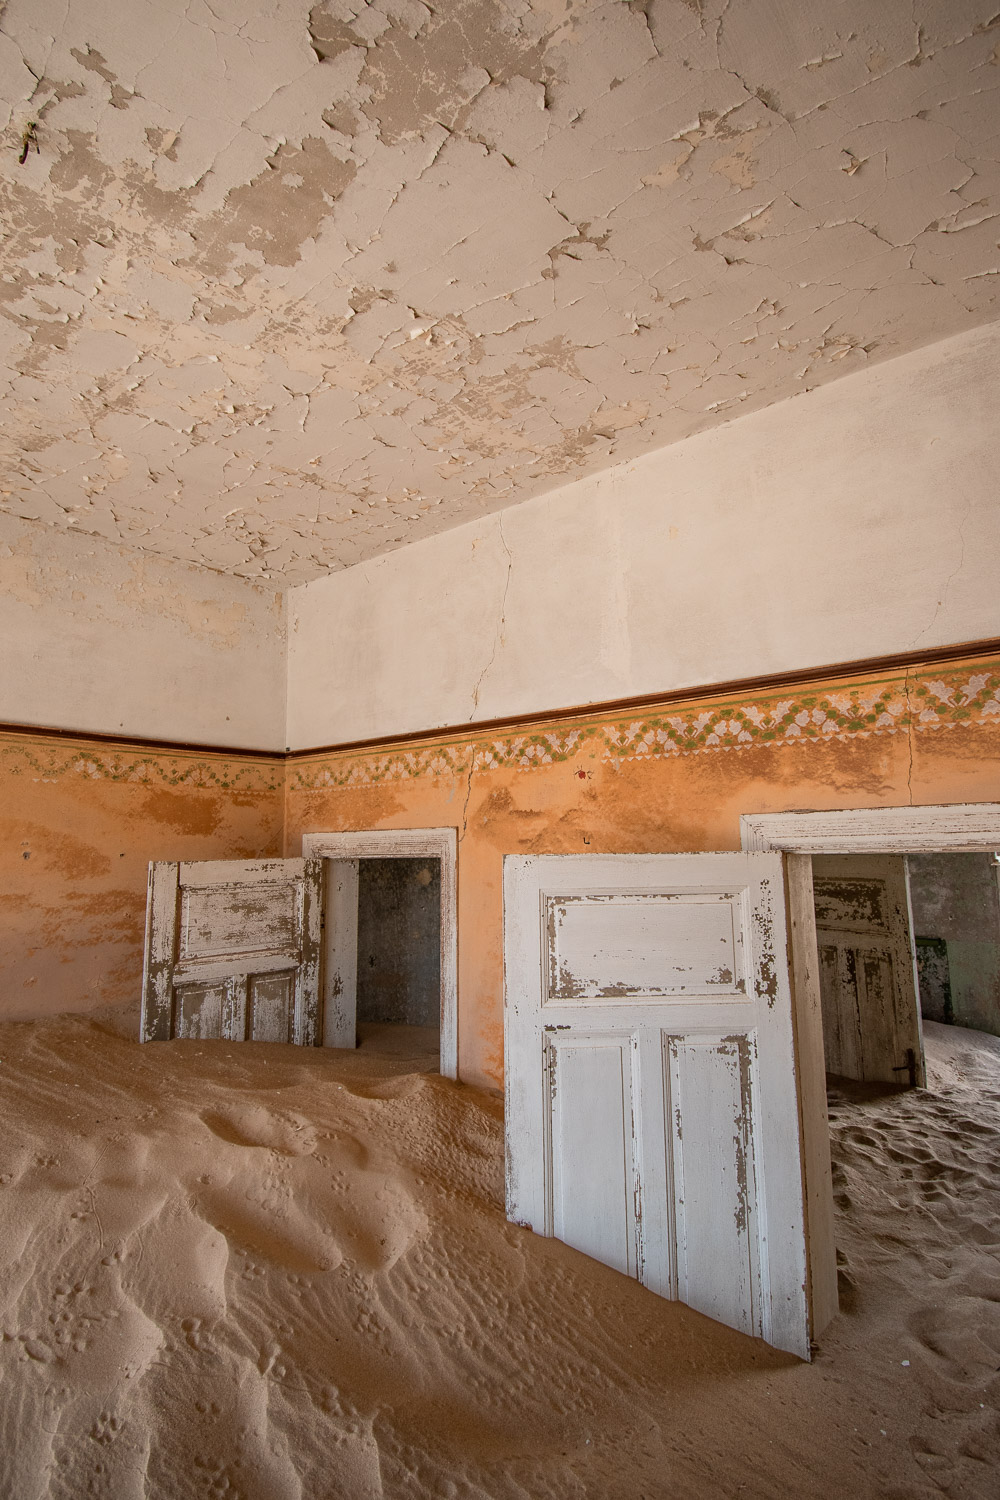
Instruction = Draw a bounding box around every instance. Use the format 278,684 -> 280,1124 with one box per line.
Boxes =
1,0 -> 998,584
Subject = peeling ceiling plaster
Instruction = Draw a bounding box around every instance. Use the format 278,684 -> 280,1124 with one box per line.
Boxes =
0,0 -> 998,585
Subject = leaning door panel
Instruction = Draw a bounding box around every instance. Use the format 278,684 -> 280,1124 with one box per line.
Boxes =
141,857 -> 324,1046
546,1030 -> 638,1278
504,852 -> 809,1358
665,1030 -> 762,1337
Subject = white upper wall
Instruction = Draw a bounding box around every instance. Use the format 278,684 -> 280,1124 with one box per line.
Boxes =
0,515 -> 286,749
287,321 -> 1000,749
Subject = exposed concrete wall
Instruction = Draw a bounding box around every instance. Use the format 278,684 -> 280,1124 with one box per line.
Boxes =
0,513 -> 286,749
286,322 -> 1000,750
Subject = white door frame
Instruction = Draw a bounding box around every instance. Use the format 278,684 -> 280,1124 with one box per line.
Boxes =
301,828 -> 458,1079
739,801 -> 1000,1340
741,802 -> 1000,854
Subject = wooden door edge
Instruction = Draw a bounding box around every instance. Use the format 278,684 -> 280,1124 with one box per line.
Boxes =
784,853 -> 839,1343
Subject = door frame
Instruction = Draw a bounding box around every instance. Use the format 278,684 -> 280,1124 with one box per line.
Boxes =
301,827 -> 458,1079
741,802 -> 1000,854
739,801 -> 1000,1340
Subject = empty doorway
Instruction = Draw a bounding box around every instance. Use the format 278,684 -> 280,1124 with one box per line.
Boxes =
356,857 -> 441,1065
301,828 -> 458,1079
742,801 -> 1000,1337
908,852 -> 1000,1036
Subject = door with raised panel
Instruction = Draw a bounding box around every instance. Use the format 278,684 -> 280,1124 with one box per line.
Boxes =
140,858 -> 324,1045
503,852 -> 813,1358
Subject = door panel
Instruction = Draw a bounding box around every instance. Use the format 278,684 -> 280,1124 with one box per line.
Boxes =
179,882 -> 297,960
545,891 -> 745,999
812,854 -> 924,1086
141,858 -> 324,1046
667,1032 -> 761,1337
248,972 -> 296,1043
322,859 -> 359,1048
175,981 -> 225,1040
548,1032 -> 637,1277
504,852 -> 811,1358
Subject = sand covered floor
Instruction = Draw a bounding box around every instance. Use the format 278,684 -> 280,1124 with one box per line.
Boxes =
1,1017 -> 999,1499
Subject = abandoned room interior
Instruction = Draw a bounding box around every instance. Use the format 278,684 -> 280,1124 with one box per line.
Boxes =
2,0 -> 1000,1495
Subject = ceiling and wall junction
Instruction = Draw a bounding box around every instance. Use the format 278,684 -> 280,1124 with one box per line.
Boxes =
1,0 -> 998,586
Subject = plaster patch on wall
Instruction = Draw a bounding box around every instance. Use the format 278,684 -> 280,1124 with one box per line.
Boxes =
0,0 -> 998,583
118,553 -> 254,651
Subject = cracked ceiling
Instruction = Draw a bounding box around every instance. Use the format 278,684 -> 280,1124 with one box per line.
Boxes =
0,0 -> 998,585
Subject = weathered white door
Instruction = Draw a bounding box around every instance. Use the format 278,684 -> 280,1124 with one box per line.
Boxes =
812,853 -> 924,1086
141,858 -> 324,1045
322,859 -> 359,1048
504,852 -> 813,1358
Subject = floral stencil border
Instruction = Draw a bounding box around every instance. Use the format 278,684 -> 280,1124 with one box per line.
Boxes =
3,659 -> 997,794
0,735 -> 283,792
289,659 -> 1000,793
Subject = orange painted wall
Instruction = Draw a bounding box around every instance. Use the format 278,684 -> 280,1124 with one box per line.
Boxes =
286,653 -> 1000,1090
4,655 -> 998,1071
0,732 -> 283,1025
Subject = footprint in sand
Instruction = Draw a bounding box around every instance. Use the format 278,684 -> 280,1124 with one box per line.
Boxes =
908,1299 -> 1000,1383
841,1126 -> 882,1150
192,1184 -> 341,1276
200,1105 -> 317,1157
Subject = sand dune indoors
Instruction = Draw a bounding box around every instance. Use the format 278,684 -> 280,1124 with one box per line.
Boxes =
1,1018 -> 998,1499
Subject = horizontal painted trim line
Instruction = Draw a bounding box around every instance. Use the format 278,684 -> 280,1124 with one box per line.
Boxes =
288,653 -> 1000,792
2,638 -> 998,787
0,721 -> 282,758
0,729 -> 283,791
289,636 -> 1000,759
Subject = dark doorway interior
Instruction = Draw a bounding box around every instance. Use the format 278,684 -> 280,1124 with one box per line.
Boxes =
356,858 -> 441,1031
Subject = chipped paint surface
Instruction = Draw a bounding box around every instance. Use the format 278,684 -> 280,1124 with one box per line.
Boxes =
751,878 -> 778,1007
504,853 -> 794,1348
812,854 -> 923,1084
1,0 -> 998,584
141,856 -> 324,1044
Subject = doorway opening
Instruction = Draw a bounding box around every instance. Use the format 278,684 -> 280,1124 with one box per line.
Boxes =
809,849 -> 1000,1095
300,827 -> 459,1079
356,856 -> 441,1069
742,803 -> 1000,1337
908,852 -> 1000,1036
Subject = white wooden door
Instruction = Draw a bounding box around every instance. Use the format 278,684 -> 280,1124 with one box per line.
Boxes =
141,858 -> 324,1045
322,859 -> 359,1048
812,853 -> 924,1086
504,852 -> 812,1359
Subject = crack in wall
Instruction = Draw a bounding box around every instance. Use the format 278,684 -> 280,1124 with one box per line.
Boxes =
913,493 -> 972,649
469,513 -> 512,721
